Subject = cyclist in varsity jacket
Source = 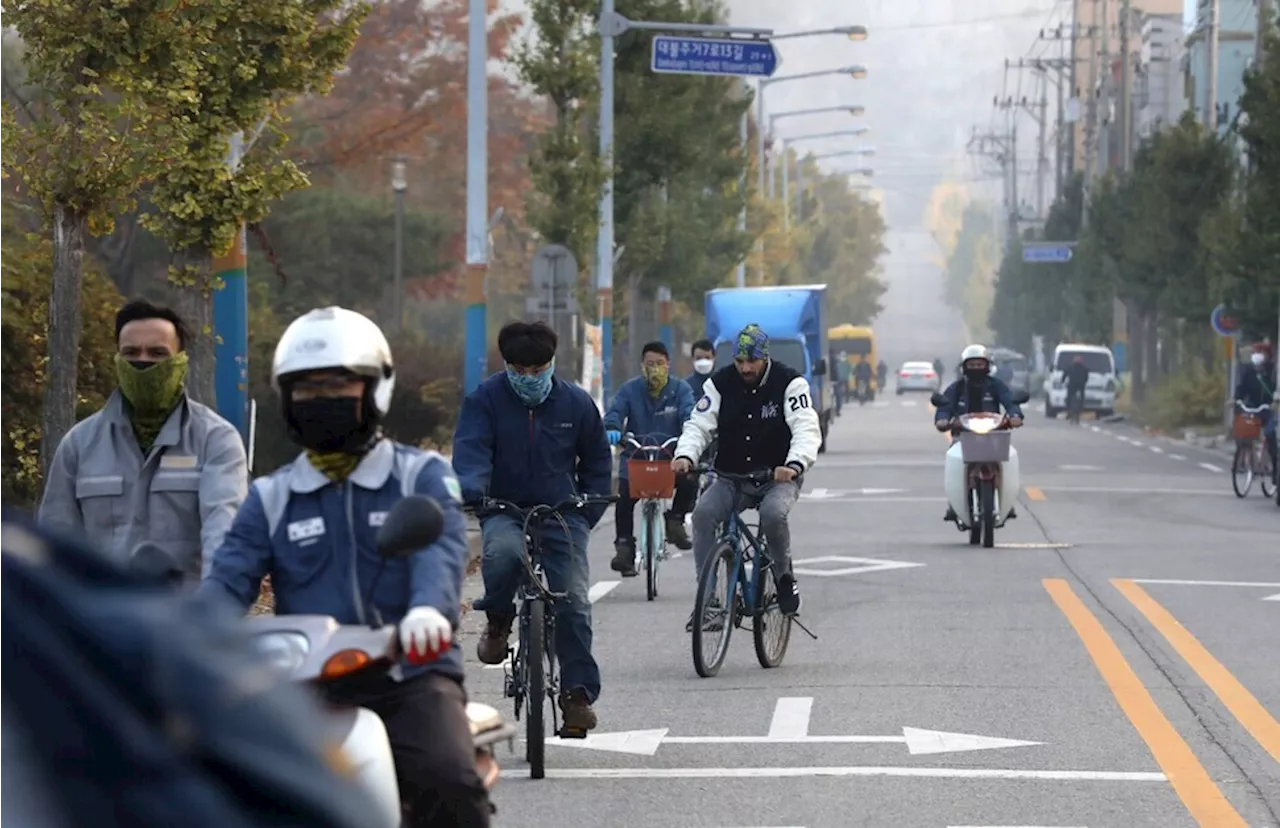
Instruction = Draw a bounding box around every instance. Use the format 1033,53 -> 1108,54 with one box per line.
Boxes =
671,324 -> 822,622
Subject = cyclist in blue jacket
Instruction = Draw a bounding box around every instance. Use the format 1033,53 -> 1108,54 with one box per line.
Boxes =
604,341 -> 696,574
451,321 -> 612,733
201,307 -> 488,828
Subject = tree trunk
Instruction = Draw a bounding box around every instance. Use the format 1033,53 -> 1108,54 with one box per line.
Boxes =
1130,310 -> 1147,404
40,204 -> 88,485
169,249 -> 218,407
1144,311 -> 1160,388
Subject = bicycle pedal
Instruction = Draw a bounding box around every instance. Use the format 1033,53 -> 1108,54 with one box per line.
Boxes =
557,726 -> 588,740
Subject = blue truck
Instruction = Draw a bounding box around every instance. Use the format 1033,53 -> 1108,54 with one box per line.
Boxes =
704,285 -> 834,453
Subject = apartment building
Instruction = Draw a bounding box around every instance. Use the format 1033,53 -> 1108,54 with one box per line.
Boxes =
1134,13 -> 1187,140
1069,0 -> 1183,172
1183,0 -> 1260,141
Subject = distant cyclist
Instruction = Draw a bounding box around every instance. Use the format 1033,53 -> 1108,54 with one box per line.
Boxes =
1065,355 -> 1090,421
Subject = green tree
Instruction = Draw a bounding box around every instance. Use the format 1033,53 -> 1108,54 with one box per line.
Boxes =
2,0 -> 201,479
610,0 -> 753,312
513,0 -> 607,270
139,0 -> 366,404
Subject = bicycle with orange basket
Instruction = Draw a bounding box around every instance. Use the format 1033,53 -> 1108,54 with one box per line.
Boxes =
1231,400 -> 1275,499
622,432 -> 679,601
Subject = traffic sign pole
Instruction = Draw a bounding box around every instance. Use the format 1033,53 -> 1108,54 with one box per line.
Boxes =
597,10 -> 773,403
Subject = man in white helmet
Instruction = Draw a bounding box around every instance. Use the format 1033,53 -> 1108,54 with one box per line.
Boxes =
200,307 -> 489,827
933,344 -> 1024,522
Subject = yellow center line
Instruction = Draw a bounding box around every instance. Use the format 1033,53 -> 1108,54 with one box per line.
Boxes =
1024,486 -> 1046,501
1042,579 -> 1246,828
1113,579 -> 1280,764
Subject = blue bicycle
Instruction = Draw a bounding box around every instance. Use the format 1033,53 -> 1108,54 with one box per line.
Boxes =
688,468 -> 815,678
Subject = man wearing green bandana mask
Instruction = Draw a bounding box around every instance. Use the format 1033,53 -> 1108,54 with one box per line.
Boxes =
38,300 -> 248,583
603,341 -> 697,574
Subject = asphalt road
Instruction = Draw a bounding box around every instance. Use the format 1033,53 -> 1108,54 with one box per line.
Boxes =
460,397 -> 1280,828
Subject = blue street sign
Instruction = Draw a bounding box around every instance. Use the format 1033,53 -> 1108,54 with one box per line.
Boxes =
651,35 -> 778,78
1021,242 -> 1074,264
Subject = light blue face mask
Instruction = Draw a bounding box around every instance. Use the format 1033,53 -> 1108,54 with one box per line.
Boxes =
506,358 -> 555,407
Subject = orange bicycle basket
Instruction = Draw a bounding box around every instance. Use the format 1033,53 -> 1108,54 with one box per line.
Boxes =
627,458 -> 676,499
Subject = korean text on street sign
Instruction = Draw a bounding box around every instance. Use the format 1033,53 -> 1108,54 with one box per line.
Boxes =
651,35 -> 778,78
1022,243 -> 1074,264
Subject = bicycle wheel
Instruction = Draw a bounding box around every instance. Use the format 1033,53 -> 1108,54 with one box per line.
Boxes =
644,502 -> 659,601
692,543 -> 736,678
980,479 -> 996,548
1232,443 -> 1253,498
525,598 -> 547,779
1260,443 -> 1275,499
752,559 -> 792,669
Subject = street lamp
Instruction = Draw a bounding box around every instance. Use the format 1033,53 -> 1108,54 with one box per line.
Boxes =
391,157 -> 407,333
766,106 -> 867,197
740,25 -> 869,286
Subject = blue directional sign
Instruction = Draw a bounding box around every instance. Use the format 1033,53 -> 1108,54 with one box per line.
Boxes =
651,35 -> 779,78
1021,242 -> 1074,264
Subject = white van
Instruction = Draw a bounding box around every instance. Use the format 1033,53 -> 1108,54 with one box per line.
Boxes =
1042,343 -> 1118,418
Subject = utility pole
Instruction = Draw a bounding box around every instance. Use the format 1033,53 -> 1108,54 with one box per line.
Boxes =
1119,0 -> 1133,173
1081,0 -> 1101,228
995,84 -> 1046,222
1205,0 -> 1220,132
1098,0 -> 1111,176
968,126 -> 1018,246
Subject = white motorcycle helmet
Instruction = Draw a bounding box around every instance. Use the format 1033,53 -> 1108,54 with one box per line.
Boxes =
272,307 -> 396,450
959,344 -> 991,376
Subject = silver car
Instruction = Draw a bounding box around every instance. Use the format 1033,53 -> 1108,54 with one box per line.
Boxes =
896,361 -> 940,394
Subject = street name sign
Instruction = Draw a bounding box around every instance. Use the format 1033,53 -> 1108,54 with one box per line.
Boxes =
1022,242 -> 1075,264
651,35 -> 779,78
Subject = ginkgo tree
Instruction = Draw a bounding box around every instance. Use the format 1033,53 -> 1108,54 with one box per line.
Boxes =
140,0 -> 366,403
2,0 -> 208,478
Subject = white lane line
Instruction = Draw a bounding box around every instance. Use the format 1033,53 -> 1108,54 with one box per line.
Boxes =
1130,579 -> 1280,588
1198,462 -> 1224,473
545,766 -> 1167,782
1033,486 -> 1228,496
949,825 -> 1088,827
588,580 -> 620,602
1089,425 -> 1102,432
1149,446 -> 1164,454
767,697 -> 813,739
484,580 -> 621,670
1169,453 -> 1186,460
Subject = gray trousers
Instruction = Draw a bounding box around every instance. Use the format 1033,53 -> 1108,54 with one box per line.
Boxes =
690,477 -> 802,580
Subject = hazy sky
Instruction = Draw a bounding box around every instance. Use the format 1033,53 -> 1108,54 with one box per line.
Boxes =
724,0 -> 1069,230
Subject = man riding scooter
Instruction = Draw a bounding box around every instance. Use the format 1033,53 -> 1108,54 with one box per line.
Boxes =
933,345 -> 1024,523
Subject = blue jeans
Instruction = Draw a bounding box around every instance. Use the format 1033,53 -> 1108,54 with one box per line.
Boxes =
472,513 -> 601,703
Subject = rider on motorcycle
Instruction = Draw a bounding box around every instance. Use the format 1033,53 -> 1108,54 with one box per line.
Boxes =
933,345 -> 1024,522
200,307 -> 490,828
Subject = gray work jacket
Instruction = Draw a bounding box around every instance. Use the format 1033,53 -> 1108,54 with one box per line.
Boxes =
37,391 -> 248,581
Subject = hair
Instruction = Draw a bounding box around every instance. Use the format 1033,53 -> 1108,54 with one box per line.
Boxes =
690,338 -> 714,355
498,321 -> 557,367
641,341 -> 669,361
115,300 -> 191,351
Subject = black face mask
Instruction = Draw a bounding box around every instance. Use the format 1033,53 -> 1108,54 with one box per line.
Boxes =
964,368 -> 989,385
287,397 -> 371,453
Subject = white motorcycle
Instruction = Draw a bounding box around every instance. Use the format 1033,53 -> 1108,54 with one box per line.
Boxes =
932,390 -> 1029,548
134,496 -> 515,827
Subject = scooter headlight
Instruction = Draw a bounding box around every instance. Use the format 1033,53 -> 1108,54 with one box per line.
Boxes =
251,631 -> 311,678
966,417 -> 999,434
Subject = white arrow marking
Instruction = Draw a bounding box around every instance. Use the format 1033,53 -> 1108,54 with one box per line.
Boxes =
544,727 -> 1042,755
791,555 -> 926,577
546,766 -> 1160,782
805,487 -> 842,499
768,697 -> 812,738
1264,593 -> 1280,602
860,487 -> 906,495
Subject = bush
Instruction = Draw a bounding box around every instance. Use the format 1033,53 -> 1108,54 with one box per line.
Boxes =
1136,367 -> 1227,432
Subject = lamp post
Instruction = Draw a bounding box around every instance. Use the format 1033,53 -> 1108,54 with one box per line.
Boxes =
780,130 -> 871,227
391,157 -> 407,333
767,106 -> 866,199
755,66 -> 867,279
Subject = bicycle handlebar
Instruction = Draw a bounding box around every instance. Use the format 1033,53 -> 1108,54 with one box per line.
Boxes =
463,493 -> 620,520
622,432 -> 680,453
687,466 -> 775,485
1234,401 -> 1270,414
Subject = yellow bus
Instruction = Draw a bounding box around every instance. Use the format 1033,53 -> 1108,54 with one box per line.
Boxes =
829,324 -> 878,392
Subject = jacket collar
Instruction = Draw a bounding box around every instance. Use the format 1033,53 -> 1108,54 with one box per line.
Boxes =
288,438 -> 396,494
105,390 -> 189,452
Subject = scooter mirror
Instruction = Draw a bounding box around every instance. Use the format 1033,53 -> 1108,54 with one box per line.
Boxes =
929,392 -> 948,407
376,495 -> 446,559
1011,389 -> 1031,405
129,542 -> 184,587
